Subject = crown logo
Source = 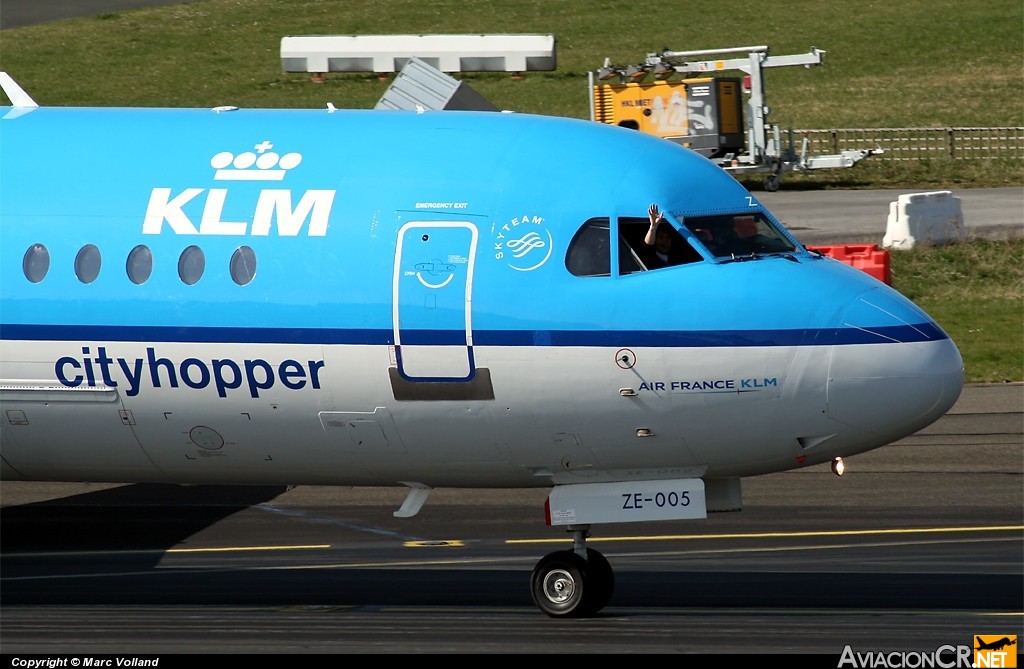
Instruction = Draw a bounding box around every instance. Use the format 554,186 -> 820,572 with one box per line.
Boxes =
211,141 -> 302,181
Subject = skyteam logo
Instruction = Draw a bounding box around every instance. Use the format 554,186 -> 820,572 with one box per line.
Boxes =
143,140 -> 336,236
493,214 -> 553,272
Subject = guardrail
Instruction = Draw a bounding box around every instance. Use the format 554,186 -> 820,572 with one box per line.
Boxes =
796,127 -> 1024,161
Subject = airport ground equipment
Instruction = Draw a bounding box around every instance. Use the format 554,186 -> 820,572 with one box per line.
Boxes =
589,45 -> 882,190
282,34 -> 556,79
806,244 -> 892,285
375,57 -> 499,111
882,190 -> 965,250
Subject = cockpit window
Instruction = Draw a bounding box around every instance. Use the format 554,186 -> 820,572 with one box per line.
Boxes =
567,215 -> 707,277
565,218 -> 611,277
684,212 -> 796,259
618,216 -> 702,274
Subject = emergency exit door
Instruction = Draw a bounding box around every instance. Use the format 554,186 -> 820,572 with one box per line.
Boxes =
393,221 -> 478,381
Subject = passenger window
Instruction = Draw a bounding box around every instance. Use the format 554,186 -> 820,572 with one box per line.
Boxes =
127,245 -> 153,285
178,245 -> 206,285
75,244 -> 102,284
230,246 -> 257,286
23,243 -> 50,283
565,218 -> 611,277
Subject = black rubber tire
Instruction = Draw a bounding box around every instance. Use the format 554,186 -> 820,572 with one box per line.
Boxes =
584,548 -> 614,613
530,548 -> 614,618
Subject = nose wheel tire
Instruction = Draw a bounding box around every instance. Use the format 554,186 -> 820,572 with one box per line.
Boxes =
530,548 -> 614,618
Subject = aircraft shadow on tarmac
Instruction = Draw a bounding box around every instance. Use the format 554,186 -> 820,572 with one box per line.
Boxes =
1,565 -> 1018,611
0,483 -> 289,566
2,498 -> 1019,613
2,484 -> 1020,613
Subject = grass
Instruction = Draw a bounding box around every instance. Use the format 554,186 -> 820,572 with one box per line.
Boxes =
2,0 -> 1021,190
890,238 -> 1024,383
741,158 -> 1024,192
1,0 -> 1022,382
1,0 -> 1022,127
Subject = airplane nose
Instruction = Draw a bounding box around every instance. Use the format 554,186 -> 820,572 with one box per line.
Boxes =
826,287 -> 964,446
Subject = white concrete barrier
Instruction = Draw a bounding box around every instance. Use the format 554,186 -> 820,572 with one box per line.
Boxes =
882,190 -> 965,250
281,34 -> 556,74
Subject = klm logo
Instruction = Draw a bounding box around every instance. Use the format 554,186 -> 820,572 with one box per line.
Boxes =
142,141 -> 336,236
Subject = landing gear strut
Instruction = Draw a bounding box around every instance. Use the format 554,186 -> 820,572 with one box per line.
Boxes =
530,525 -> 614,618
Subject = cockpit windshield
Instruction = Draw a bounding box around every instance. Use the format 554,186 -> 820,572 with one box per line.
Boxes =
683,212 -> 797,259
564,211 -> 798,278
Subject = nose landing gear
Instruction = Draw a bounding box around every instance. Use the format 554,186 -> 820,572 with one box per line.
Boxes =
530,525 -> 614,618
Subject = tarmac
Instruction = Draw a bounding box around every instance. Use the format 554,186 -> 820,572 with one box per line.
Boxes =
0,0 -> 184,28
760,186 -> 1024,246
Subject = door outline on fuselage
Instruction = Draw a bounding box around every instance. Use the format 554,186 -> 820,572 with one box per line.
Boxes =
392,221 -> 478,381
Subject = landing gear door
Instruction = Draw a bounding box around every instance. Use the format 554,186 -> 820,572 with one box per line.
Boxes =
393,221 -> 478,381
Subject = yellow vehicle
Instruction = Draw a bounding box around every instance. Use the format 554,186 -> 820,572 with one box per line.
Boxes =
592,76 -> 744,159
589,46 -> 881,191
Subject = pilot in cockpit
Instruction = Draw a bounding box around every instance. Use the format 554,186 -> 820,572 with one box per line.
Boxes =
643,204 -> 689,268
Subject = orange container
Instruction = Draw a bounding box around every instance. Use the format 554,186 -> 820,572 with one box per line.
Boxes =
807,244 -> 892,285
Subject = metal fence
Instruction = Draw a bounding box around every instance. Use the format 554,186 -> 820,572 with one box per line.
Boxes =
795,127 -> 1024,161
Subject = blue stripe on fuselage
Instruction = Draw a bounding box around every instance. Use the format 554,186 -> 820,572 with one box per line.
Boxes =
0,322 -> 949,347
